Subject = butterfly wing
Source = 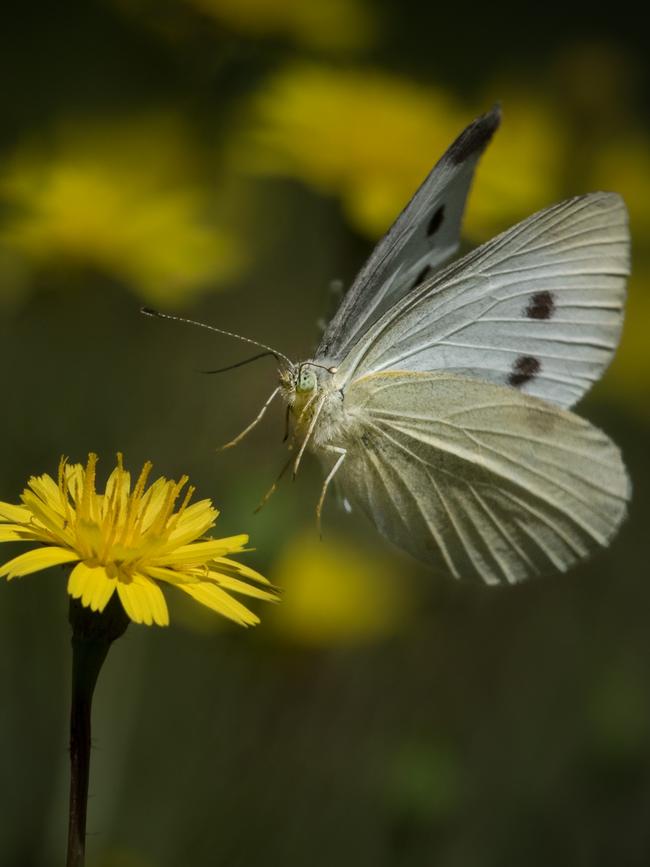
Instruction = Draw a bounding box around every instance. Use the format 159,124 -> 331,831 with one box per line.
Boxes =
338,371 -> 629,584
317,106 -> 501,361
337,193 -> 629,409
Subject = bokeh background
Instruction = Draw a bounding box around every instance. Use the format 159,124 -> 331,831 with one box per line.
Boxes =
1,1 -> 649,865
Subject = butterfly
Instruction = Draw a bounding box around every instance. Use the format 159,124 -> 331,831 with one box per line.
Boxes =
145,105 -> 631,585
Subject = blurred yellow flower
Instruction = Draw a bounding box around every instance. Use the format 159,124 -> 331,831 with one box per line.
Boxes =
234,64 -> 566,243
0,454 -> 276,627
269,532 -> 412,646
234,64 -> 463,238
0,115 -> 243,305
183,0 -> 374,51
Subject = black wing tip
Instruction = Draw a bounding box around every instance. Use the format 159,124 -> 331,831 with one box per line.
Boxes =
446,103 -> 502,166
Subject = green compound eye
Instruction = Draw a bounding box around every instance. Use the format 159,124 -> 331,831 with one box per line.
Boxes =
297,368 -> 317,393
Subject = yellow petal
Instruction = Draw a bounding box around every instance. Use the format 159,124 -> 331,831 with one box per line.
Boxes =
167,500 -> 218,545
68,562 -> 116,612
144,565 -> 201,585
117,575 -> 169,626
212,556 -> 271,585
27,473 -> 62,507
0,528 -> 23,542
137,478 -> 175,531
20,489 -> 67,534
0,546 -> 79,580
207,571 -> 279,602
0,501 -> 32,523
64,464 -> 85,502
162,535 -> 249,564
0,524 -> 45,542
101,465 -> 131,520
176,581 -> 259,626
105,463 -> 131,500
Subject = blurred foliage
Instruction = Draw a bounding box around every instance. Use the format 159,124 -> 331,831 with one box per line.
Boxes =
114,0 -> 376,53
1,0 -> 649,865
0,114 -> 243,306
183,0 -> 376,51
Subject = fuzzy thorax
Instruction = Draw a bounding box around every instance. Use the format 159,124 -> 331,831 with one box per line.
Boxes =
280,360 -> 349,450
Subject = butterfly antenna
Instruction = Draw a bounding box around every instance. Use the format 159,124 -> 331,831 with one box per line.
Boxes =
141,307 -> 294,369
200,351 -> 275,374
302,361 -> 339,374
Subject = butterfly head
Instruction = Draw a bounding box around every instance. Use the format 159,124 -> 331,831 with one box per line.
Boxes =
280,360 -> 340,423
296,366 -> 318,393
289,361 -> 338,394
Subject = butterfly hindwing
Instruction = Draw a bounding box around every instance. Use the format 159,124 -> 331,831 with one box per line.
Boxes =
338,193 -> 629,409
338,371 -> 629,584
317,106 -> 501,361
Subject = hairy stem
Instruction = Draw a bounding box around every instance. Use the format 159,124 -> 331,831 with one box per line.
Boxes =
66,596 -> 129,867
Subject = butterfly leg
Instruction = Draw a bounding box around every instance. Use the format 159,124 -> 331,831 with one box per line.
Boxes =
254,453 -> 294,513
219,387 -> 280,450
316,446 -> 347,538
282,403 -> 290,442
292,395 -> 327,478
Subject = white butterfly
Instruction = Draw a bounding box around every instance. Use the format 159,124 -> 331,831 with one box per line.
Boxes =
146,106 -> 631,585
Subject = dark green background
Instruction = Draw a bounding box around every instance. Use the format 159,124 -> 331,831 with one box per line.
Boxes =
1,1 -> 649,865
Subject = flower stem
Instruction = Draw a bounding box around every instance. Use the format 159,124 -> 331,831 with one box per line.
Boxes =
66,596 -> 129,867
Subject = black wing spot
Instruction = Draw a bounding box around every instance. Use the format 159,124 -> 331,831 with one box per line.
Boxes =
508,355 -> 541,387
526,291 -> 555,320
426,205 -> 445,238
411,264 -> 432,290
447,105 -> 501,165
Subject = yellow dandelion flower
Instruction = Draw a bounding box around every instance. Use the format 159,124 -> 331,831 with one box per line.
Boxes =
0,454 -> 276,627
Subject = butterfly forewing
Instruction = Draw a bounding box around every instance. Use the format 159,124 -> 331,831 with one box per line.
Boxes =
317,106 -> 501,361
337,193 -> 629,409
338,372 -> 629,584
